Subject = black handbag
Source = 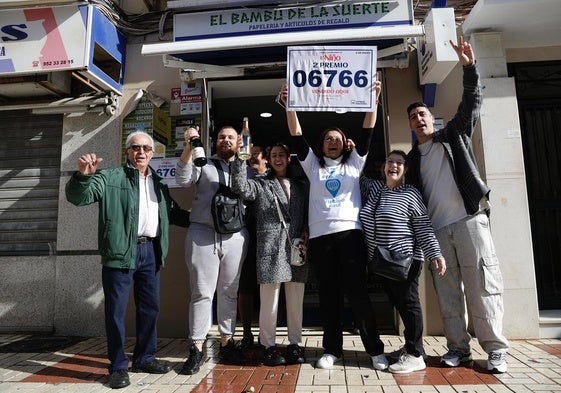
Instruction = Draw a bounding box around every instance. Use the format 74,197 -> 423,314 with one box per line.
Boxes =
210,159 -> 245,234
373,247 -> 413,281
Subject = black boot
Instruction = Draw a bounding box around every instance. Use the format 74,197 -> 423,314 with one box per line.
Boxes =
285,344 -> 306,364
219,338 -> 246,364
179,345 -> 204,375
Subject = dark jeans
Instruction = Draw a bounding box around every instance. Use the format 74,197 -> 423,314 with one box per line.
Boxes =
102,242 -> 160,372
381,260 -> 424,357
311,229 -> 384,357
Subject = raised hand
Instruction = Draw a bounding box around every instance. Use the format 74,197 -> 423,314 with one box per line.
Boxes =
450,36 -> 475,67
280,84 -> 288,106
78,153 -> 103,175
184,125 -> 200,143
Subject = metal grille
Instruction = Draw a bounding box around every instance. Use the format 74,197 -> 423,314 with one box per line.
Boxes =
0,111 -> 62,256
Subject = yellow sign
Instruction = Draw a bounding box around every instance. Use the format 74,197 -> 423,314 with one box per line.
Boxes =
153,105 -> 171,146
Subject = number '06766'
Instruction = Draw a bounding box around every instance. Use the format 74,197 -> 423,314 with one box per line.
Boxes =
292,69 -> 369,88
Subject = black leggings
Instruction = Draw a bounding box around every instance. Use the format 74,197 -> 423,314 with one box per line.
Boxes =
311,229 -> 384,357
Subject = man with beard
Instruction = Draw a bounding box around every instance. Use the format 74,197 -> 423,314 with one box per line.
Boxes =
175,126 -> 250,375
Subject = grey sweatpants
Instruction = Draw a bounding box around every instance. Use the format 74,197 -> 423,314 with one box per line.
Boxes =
185,223 -> 248,342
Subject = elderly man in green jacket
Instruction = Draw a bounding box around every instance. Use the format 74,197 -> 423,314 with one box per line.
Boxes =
66,131 -> 189,389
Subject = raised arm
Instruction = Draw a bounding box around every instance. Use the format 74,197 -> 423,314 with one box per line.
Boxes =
178,126 -> 200,164
65,154 -> 106,206
280,84 -> 302,136
280,84 -> 310,160
362,79 -> 382,129
350,79 -> 382,156
230,158 -> 259,201
445,36 -> 481,139
175,126 -> 202,188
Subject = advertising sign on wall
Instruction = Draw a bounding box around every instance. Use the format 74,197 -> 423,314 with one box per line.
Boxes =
0,5 -> 88,74
0,4 -> 126,93
286,46 -> 377,112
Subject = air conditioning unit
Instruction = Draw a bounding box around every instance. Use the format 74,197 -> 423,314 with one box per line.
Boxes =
0,72 -> 72,98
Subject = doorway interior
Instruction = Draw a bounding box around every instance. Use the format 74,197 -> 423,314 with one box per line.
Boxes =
208,77 -> 396,333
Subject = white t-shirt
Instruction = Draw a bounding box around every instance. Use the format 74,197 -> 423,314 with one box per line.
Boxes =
300,148 -> 366,238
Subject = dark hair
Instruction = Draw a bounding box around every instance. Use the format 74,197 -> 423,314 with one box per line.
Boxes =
266,142 -> 291,179
387,149 -> 407,163
266,142 -> 291,160
406,102 -> 429,117
212,125 -> 240,147
316,127 -> 350,168
381,149 -> 408,178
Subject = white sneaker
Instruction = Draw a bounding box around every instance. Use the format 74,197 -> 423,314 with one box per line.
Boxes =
388,346 -> 428,361
441,349 -> 472,367
487,351 -> 507,373
316,353 -> 341,369
371,354 -> 389,371
389,353 -> 426,374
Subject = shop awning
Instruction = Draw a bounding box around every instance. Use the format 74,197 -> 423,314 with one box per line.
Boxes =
141,27 -> 422,77
141,1 -> 424,74
142,24 -> 423,58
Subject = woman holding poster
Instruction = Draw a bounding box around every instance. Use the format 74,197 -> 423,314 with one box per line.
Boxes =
280,81 -> 388,371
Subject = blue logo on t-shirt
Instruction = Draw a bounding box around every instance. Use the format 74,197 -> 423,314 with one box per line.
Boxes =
325,179 -> 341,198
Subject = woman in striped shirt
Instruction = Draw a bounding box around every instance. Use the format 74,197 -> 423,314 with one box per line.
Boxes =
360,150 -> 446,374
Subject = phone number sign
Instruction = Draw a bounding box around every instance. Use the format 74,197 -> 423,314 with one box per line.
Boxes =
286,46 -> 377,112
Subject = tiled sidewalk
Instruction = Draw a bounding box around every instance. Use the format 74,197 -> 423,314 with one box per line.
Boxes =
0,330 -> 560,392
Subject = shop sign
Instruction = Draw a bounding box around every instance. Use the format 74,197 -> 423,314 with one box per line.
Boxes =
179,81 -> 203,115
0,5 -> 87,74
174,1 -> 413,41
286,46 -> 377,112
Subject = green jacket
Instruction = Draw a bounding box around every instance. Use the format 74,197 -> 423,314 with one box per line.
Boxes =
65,164 -> 189,269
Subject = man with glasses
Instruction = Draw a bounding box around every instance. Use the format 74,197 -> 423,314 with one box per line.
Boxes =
406,38 -> 509,373
66,131 -> 189,389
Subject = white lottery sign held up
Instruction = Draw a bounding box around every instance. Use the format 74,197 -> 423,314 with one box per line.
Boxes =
287,46 -> 377,112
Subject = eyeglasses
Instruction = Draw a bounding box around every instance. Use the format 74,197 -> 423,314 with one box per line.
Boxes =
128,144 -> 153,152
386,159 -> 405,166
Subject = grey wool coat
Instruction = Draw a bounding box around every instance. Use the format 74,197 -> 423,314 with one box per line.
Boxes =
230,158 -> 309,285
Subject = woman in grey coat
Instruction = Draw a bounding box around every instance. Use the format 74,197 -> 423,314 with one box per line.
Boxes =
231,142 -> 309,367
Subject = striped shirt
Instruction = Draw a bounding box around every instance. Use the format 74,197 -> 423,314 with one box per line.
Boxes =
359,177 -> 442,263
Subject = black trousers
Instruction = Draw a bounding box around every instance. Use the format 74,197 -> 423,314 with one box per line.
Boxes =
380,259 -> 424,357
311,229 -> 384,357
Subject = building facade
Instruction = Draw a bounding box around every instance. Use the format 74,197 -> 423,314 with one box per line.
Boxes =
0,0 -> 560,339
